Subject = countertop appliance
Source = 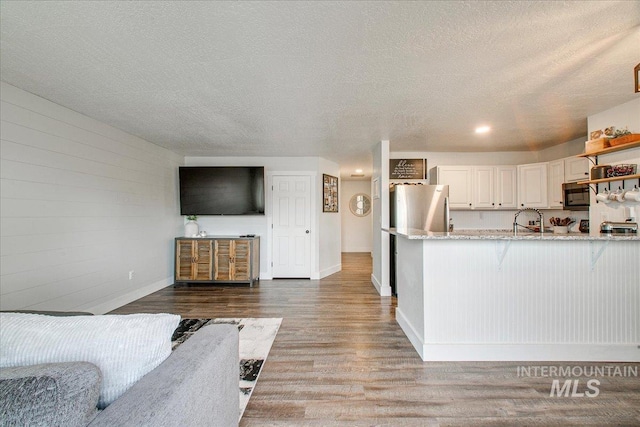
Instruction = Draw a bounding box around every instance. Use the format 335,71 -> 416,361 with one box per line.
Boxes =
389,184 -> 450,295
562,182 -> 590,211
579,219 -> 589,233
600,221 -> 638,234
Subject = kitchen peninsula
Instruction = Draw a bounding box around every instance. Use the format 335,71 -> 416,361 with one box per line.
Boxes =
392,228 -> 640,362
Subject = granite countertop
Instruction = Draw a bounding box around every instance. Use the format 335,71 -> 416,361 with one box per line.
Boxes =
388,228 -> 640,241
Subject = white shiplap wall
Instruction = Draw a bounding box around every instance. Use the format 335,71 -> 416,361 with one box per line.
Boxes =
0,82 -> 183,313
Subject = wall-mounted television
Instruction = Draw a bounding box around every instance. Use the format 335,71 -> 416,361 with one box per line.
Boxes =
179,166 -> 265,215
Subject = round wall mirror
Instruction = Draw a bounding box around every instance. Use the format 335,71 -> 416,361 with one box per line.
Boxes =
349,193 -> 371,217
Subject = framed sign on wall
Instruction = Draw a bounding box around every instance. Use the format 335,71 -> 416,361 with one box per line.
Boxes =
389,159 -> 426,179
322,174 -> 339,212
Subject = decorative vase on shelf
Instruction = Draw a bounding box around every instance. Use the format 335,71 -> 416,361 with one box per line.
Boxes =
184,216 -> 199,237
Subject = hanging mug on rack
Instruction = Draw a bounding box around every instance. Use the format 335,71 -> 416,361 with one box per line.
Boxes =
595,188 -> 611,204
614,189 -> 627,203
625,186 -> 640,203
609,188 -> 622,202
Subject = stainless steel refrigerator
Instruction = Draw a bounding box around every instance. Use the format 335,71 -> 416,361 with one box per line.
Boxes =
390,184 -> 450,232
389,184 -> 450,295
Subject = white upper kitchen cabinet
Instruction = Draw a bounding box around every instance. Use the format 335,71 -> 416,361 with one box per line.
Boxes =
472,166 -> 495,209
495,166 -> 517,209
472,166 -> 517,209
564,156 -> 590,182
517,162 -> 549,208
436,166 -> 473,209
548,160 -> 564,209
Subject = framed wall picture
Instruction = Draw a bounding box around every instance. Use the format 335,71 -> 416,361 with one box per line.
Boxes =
389,159 -> 425,179
322,174 -> 339,212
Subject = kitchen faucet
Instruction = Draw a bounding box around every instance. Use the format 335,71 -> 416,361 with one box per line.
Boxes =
513,208 -> 544,235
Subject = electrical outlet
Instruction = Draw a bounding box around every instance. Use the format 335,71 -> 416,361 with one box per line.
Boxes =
128,271 -> 134,280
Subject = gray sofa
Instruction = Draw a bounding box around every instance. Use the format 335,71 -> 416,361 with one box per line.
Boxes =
0,324 -> 240,427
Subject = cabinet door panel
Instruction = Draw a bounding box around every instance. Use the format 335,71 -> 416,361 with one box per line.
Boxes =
564,157 -> 589,182
518,163 -> 548,208
233,240 -> 251,281
437,166 -> 473,209
176,240 -> 195,281
496,166 -> 517,208
214,240 -> 232,280
194,240 -> 213,280
473,166 -> 495,209
548,160 -> 564,209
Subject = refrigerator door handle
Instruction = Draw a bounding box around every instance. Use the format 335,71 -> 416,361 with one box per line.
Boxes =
445,196 -> 450,232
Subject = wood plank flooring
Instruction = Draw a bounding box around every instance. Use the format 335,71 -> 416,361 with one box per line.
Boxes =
111,253 -> 640,426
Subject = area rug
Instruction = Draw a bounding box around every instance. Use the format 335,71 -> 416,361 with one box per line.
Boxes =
171,317 -> 282,419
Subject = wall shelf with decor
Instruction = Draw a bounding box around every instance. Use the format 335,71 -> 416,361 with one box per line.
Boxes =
577,173 -> 640,185
576,139 -> 640,158
576,139 -> 640,184
575,139 -> 640,196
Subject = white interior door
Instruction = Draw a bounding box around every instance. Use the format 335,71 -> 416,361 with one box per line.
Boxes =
272,175 -> 311,278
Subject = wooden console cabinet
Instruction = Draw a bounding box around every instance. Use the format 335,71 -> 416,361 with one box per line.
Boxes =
175,236 -> 260,286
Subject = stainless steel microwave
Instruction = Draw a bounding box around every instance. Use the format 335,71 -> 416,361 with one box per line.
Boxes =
562,182 -> 590,211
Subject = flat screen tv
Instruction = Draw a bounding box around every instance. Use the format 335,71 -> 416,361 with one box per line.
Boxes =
179,166 -> 265,215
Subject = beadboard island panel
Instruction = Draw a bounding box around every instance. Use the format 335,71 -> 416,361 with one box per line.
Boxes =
395,234 -> 640,361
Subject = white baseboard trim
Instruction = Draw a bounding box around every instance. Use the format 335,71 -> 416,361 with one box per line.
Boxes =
342,248 -> 373,253
396,307 -> 640,362
396,308 -> 425,359
416,344 -> 640,362
84,277 -> 173,314
319,263 -> 341,279
371,273 -> 392,296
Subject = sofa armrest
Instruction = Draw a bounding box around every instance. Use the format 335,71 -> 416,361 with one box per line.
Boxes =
89,324 -> 239,427
0,362 -> 102,427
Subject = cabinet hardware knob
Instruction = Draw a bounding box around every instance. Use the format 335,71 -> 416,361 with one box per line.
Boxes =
306,230 -> 310,234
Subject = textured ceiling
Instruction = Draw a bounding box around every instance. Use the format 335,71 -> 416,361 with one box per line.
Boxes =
1,1 -> 639,178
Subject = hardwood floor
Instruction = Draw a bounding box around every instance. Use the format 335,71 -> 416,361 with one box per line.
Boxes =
112,253 -> 640,426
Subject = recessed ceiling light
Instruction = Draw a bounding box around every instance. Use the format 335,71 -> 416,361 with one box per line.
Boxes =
475,125 -> 491,134
355,169 -> 363,173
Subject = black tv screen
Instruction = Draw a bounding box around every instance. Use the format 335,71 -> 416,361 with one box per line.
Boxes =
179,167 -> 265,215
